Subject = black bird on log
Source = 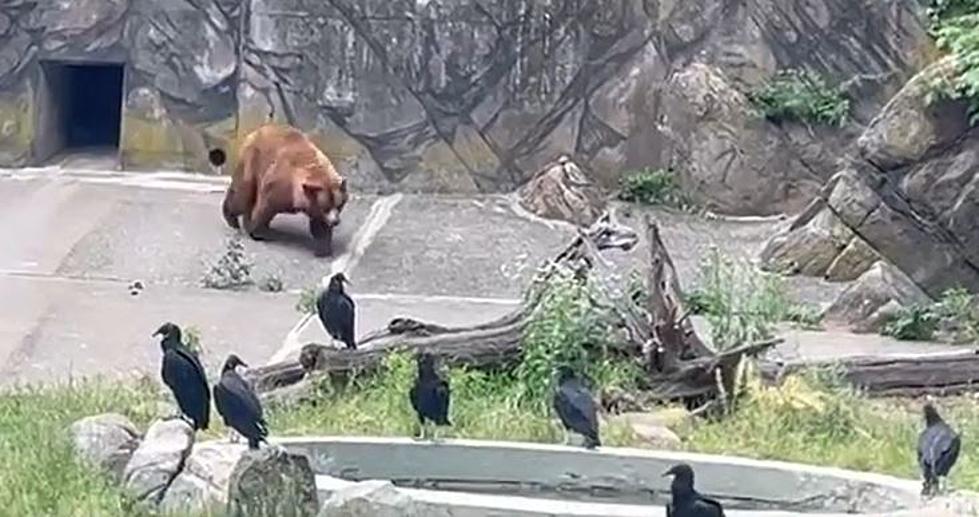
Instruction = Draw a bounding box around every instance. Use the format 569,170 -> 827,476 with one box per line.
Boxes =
663,463 -> 725,517
552,365 -> 601,449
214,354 -> 269,450
317,272 -> 356,349
918,402 -> 961,496
409,352 -> 451,440
154,322 -> 210,431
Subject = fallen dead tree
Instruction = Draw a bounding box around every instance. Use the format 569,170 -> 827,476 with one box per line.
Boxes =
247,212 -> 778,405
761,349 -> 979,397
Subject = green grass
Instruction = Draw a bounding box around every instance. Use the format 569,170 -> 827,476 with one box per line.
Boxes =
0,378 -> 161,516
681,369 -> 979,490
923,0 -> 979,124
748,69 -> 851,127
617,167 -> 691,209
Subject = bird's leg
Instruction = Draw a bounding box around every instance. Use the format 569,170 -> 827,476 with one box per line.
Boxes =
228,428 -> 239,444
562,429 -> 571,446
413,418 -> 426,441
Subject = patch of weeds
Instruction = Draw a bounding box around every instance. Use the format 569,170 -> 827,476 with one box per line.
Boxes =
783,303 -> 824,330
182,325 -> 205,356
295,286 -> 319,314
748,69 -> 851,127
201,235 -> 254,290
934,287 -> 979,343
617,167 -> 692,210
259,274 -> 285,293
922,0 -> 979,124
684,288 -> 713,316
882,287 -> 979,342
692,248 -> 791,350
519,270 -> 642,406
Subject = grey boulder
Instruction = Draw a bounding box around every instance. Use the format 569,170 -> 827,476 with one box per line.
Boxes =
122,418 -> 195,504
69,413 -> 141,482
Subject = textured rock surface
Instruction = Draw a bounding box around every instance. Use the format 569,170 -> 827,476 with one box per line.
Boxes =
516,155 -> 605,227
69,413 -> 141,482
319,480 -> 431,517
122,418 -> 195,504
607,412 -> 683,449
160,442 -> 247,514
227,447 -> 318,517
0,0 -> 930,214
823,261 -> 932,333
758,57 -> 979,298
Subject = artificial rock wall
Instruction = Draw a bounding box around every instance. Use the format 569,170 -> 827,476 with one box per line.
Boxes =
0,0 -> 932,214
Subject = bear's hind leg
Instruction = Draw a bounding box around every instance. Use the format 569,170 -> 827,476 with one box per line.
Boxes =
245,201 -> 275,241
221,189 -> 241,229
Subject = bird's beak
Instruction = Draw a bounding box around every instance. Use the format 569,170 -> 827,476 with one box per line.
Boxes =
661,470 -> 672,478
152,331 -> 161,337
239,361 -> 249,368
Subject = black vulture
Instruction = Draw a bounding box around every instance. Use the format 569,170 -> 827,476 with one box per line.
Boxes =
213,354 -> 269,450
317,272 -> 356,349
154,322 -> 210,431
409,352 -> 451,440
552,365 -> 601,449
918,402 -> 961,496
663,463 -> 726,517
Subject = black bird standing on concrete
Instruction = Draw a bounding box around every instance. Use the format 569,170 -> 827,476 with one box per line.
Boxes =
317,272 -> 356,349
552,365 -> 601,449
663,463 -> 725,517
409,352 -> 451,440
154,322 -> 210,431
918,402 -> 961,496
213,354 -> 268,450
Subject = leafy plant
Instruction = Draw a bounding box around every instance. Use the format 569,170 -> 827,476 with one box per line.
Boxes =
922,0 -> 979,124
748,69 -> 851,127
519,271 -> 614,405
881,304 -> 941,341
881,287 -> 979,342
692,248 -> 791,350
618,168 -> 691,209
182,325 -> 205,356
295,286 -> 319,314
201,235 -> 254,290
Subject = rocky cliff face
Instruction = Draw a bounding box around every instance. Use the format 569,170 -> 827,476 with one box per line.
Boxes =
761,56 -> 979,298
0,0 -> 931,214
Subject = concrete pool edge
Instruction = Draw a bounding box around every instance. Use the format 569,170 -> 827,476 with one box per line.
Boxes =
256,436 -> 979,515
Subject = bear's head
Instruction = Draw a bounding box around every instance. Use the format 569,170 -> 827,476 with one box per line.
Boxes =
302,176 -> 348,227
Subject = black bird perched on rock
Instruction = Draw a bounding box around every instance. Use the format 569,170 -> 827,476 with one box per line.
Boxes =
154,322 -> 210,431
918,402 -> 961,496
317,272 -> 356,349
213,354 -> 268,450
663,463 -> 725,517
552,365 -> 601,449
409,352 -> 451,440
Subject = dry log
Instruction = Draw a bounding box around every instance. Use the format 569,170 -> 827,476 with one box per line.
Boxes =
761,349 -> 979,397
246,212 -> 639,391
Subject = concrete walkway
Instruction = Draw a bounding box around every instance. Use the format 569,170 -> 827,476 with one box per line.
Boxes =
0,166 -> 938,386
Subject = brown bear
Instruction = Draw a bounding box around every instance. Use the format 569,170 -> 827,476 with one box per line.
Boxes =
220,124 -> 349,257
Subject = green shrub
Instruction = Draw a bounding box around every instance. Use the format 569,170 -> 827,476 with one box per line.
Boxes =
923,0 -> 979,124
882,287 -> 979,342
688,249 -> 822,349
748,69 -> 851,127
295,286 -> 318,314
882,304 -> 941,341
618,168 -> 690,209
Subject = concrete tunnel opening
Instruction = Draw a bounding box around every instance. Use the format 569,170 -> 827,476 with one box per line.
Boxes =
34,61 -> 124,164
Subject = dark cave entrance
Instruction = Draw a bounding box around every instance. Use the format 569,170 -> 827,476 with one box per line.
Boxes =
34,61 -> 125,165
